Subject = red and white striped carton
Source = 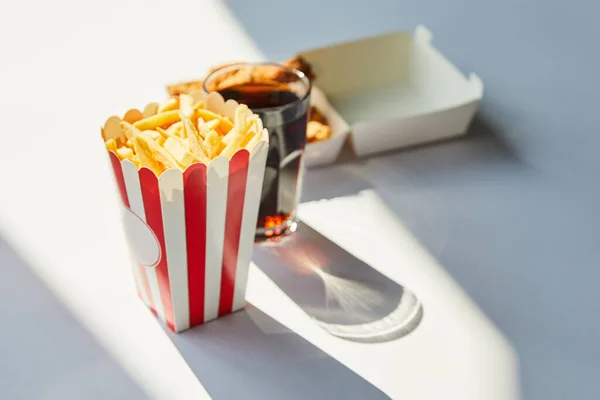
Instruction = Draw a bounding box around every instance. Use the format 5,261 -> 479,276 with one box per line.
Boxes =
102,91 -> 269,332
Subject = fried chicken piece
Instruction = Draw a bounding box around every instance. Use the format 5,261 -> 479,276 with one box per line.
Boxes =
309,106 -> 327,124
166,61 -> 243,97
306,120 -> 331,143
166,80 -> 205,97
282,55 -> 315,81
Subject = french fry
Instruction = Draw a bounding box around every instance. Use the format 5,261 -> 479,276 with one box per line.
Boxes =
133,134 -> 178,171
245,128 -> 267,150
222,104 -> 252,145
219,116 -> 248,159
234,104 -> 251,131
131,156 -> 140,168
105,138 -> 117,153
158,97 -> 179,113
184,116 -> 206,140
164,137 -> 199,168
179,94 -> 194,119
133,110 -> 181,131
220,135 -> 244,158
245,114 -> 259,133
203,129 -> 223,159
195,109 -> 234,132
156,127 -> 170,140
143,137 -> 179,170
120,121 -> 141,141
166,121 -> 183,137
144,130 -> 162,141
116,146 -> 134,161
132,136 -> 163,176
182,118 -> 209,162
240,129 -> 256,148
198,118 -> 221,140
125,139 -> 134,149
198,118 -> 220,132
220,127 -> 238,147
181,138 -> 191,152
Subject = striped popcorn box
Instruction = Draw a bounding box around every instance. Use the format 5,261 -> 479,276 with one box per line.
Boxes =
102,92 -> 269,332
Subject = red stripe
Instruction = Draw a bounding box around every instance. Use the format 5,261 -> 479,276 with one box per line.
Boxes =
109,152 -> 150,305
108,153 -> 155,315
139,168 -> 175,331
219,150 -> 250,317
109,151 -> 130,208
183,163 -> 207,327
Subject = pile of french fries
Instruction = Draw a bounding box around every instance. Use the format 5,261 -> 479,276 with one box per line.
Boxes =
103,94 -> 266,176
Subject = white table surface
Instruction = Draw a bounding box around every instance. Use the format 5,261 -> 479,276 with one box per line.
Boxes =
0,0 -> 518,398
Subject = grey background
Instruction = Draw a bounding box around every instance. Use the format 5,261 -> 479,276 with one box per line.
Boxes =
0,235 -> 147,400
225,1 -> 600,399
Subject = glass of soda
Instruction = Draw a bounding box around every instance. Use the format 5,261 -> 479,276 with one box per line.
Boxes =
203,62 -> 311,237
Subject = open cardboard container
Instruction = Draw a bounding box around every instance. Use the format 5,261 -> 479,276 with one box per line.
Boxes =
303,25 -> 483,167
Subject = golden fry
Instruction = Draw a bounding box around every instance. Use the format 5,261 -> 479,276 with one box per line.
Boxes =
105,138 -> 117,153
203,129 -> 223,159
234,104 -> 251,132
133,110 -> 181,131
164,137 -> 199,168
157,97 -> 179,113
120,121 -> 141,141
182,118 -> 209,162
199,118 -> 220,132
193,100 -> 205,110
220,125 -> 247,158
143,130 -> 162,141
197,118 -> 221,140
132,136 -> 163,176
220,127 -> 238,147
223,104 -> 252,145
144,138 -> 179,170
240,130 -> 256,148
116,146 -> 134,161
179,94 -> 194,119
195,109 -> 234,132
245,128 -> 266,150
156,127 -> 170,140
131,156 -> 140,168
166,121 -> 183,137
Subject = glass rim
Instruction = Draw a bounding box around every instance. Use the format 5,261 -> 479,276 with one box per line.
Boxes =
202,61 -> 312,113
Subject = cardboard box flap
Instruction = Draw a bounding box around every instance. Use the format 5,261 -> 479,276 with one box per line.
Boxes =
299,26 -> 483,159
300,31 -> 412,98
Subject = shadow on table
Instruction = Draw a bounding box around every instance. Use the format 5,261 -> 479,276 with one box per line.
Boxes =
253,221 -> 423,343
168,306 -> 389,400
301,114 -> 525,199
0,233 -> 146,400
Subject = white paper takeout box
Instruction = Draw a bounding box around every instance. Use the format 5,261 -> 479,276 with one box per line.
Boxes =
302,25 -> 483,164
102,92 -> 269,333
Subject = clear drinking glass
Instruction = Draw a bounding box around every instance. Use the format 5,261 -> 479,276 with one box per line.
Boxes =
203,62 -> 311,237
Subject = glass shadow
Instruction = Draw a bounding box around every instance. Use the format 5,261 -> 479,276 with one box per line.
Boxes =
253,221 -> 423,343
